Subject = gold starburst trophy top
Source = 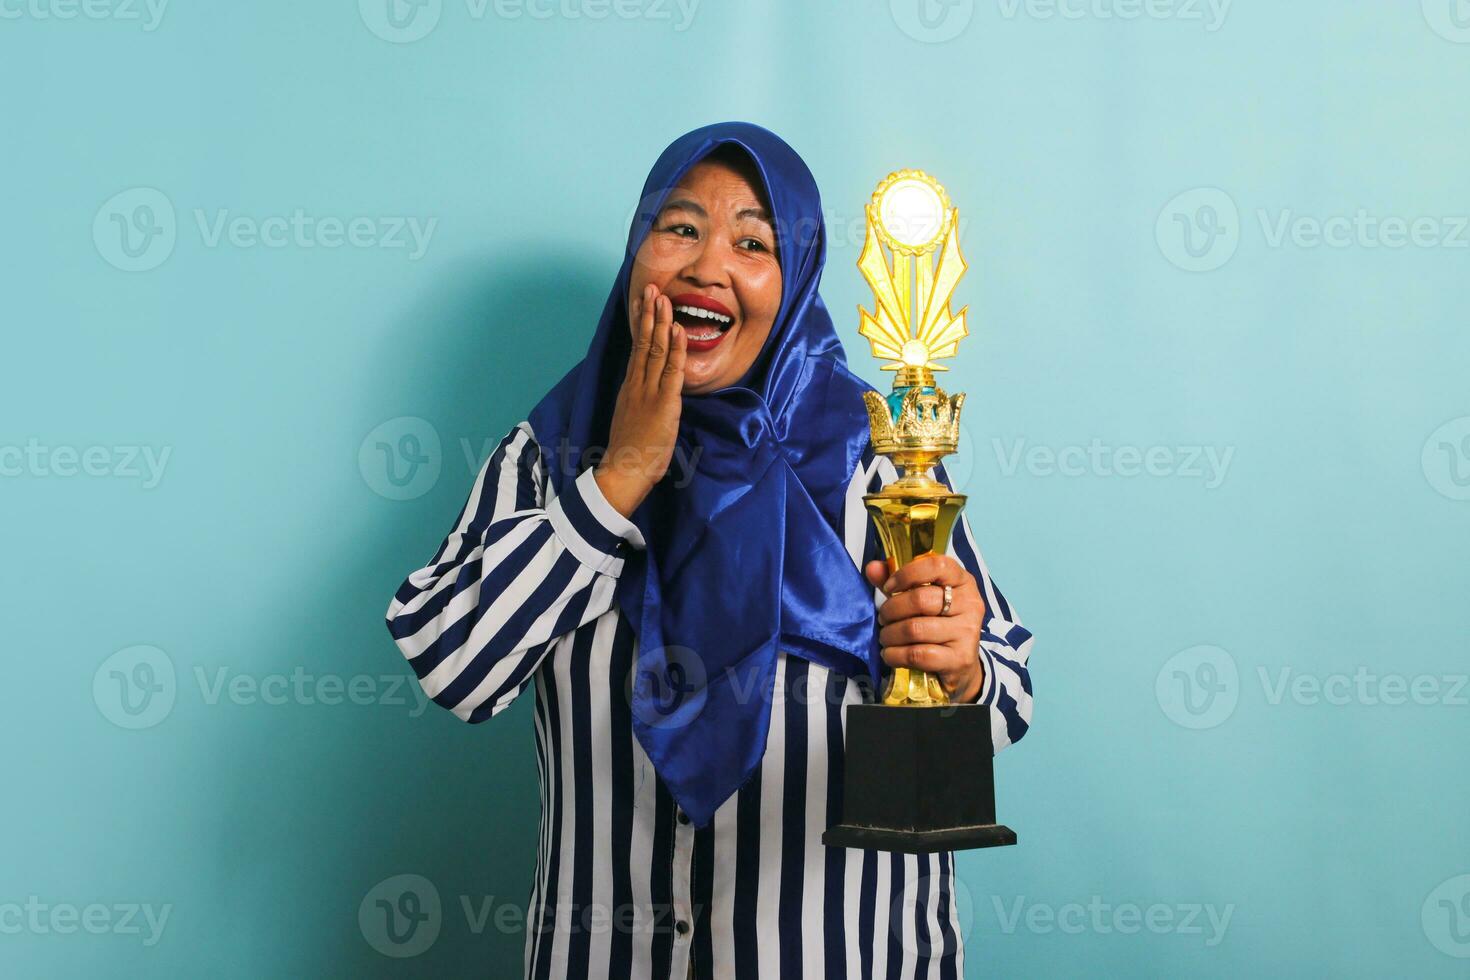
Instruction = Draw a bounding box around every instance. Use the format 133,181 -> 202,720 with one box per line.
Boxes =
823,169 -> 1017,854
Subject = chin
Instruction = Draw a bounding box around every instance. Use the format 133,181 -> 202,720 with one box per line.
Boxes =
681,364 -> 721,393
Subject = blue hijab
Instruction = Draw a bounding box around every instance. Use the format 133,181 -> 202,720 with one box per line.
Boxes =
527,122 -> 880,828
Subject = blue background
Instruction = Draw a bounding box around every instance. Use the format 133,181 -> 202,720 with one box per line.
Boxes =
3,0 -> 1468,975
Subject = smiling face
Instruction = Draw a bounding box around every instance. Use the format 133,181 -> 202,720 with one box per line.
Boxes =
626,148 -> 783,395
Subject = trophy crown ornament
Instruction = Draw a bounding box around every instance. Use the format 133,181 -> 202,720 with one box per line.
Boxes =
862,385 -> 965,459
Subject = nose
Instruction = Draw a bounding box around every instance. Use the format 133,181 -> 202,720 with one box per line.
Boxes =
679,237 -> 731,290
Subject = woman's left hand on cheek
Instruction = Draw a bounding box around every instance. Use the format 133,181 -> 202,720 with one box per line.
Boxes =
863,554 -> 986,703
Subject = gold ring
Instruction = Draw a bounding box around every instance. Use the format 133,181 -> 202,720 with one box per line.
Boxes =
940,584 -> 953,616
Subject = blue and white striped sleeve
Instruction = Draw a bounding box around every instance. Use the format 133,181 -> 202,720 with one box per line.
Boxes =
934,460 -> 1035,754
385,421 -> 645,723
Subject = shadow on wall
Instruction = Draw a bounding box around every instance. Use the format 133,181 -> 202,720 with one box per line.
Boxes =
201,250 -> 615,977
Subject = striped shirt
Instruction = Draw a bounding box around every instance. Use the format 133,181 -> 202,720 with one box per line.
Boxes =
385,421 -> 1036,979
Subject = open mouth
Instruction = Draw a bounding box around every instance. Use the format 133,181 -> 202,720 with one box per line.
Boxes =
669,293 -> 735,350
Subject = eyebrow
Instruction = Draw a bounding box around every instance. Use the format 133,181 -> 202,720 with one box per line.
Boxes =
660,199 -> 773,226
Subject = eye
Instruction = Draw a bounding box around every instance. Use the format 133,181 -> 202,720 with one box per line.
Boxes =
737,236 -> 771,253
660,223 -> 698,239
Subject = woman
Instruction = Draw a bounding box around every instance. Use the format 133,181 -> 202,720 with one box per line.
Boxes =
385,122 -> 1035,980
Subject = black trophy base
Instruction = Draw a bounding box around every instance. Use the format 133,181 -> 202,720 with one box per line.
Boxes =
822,702 -> 1017,855
822,823 -> 1016,853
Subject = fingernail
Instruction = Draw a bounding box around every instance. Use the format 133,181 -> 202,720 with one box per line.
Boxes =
882,578 -> 895,593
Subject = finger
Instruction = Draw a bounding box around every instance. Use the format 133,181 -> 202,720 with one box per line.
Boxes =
644,294 -> 672,387
876,582 -> 952,625
880,643 -> 966,675
883,553 -> 971,596
628,284 -> 655,382
864,560 -> 890,590
944,660 -> 985,703
660,320 -> 687,394
629,283 -> 652,340
879,615 -> 971,649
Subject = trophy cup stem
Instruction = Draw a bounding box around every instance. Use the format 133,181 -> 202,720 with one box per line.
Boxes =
865,470 -> 967,707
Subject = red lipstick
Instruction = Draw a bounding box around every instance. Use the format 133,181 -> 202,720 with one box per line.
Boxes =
669,293 -> 735,353
669,293 -> 734,319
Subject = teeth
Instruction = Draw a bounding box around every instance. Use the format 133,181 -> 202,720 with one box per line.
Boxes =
674,304 -> 732,325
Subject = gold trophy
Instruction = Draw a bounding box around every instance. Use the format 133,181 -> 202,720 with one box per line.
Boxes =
857,169 -> 970,707
823,170 -> 1017,852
